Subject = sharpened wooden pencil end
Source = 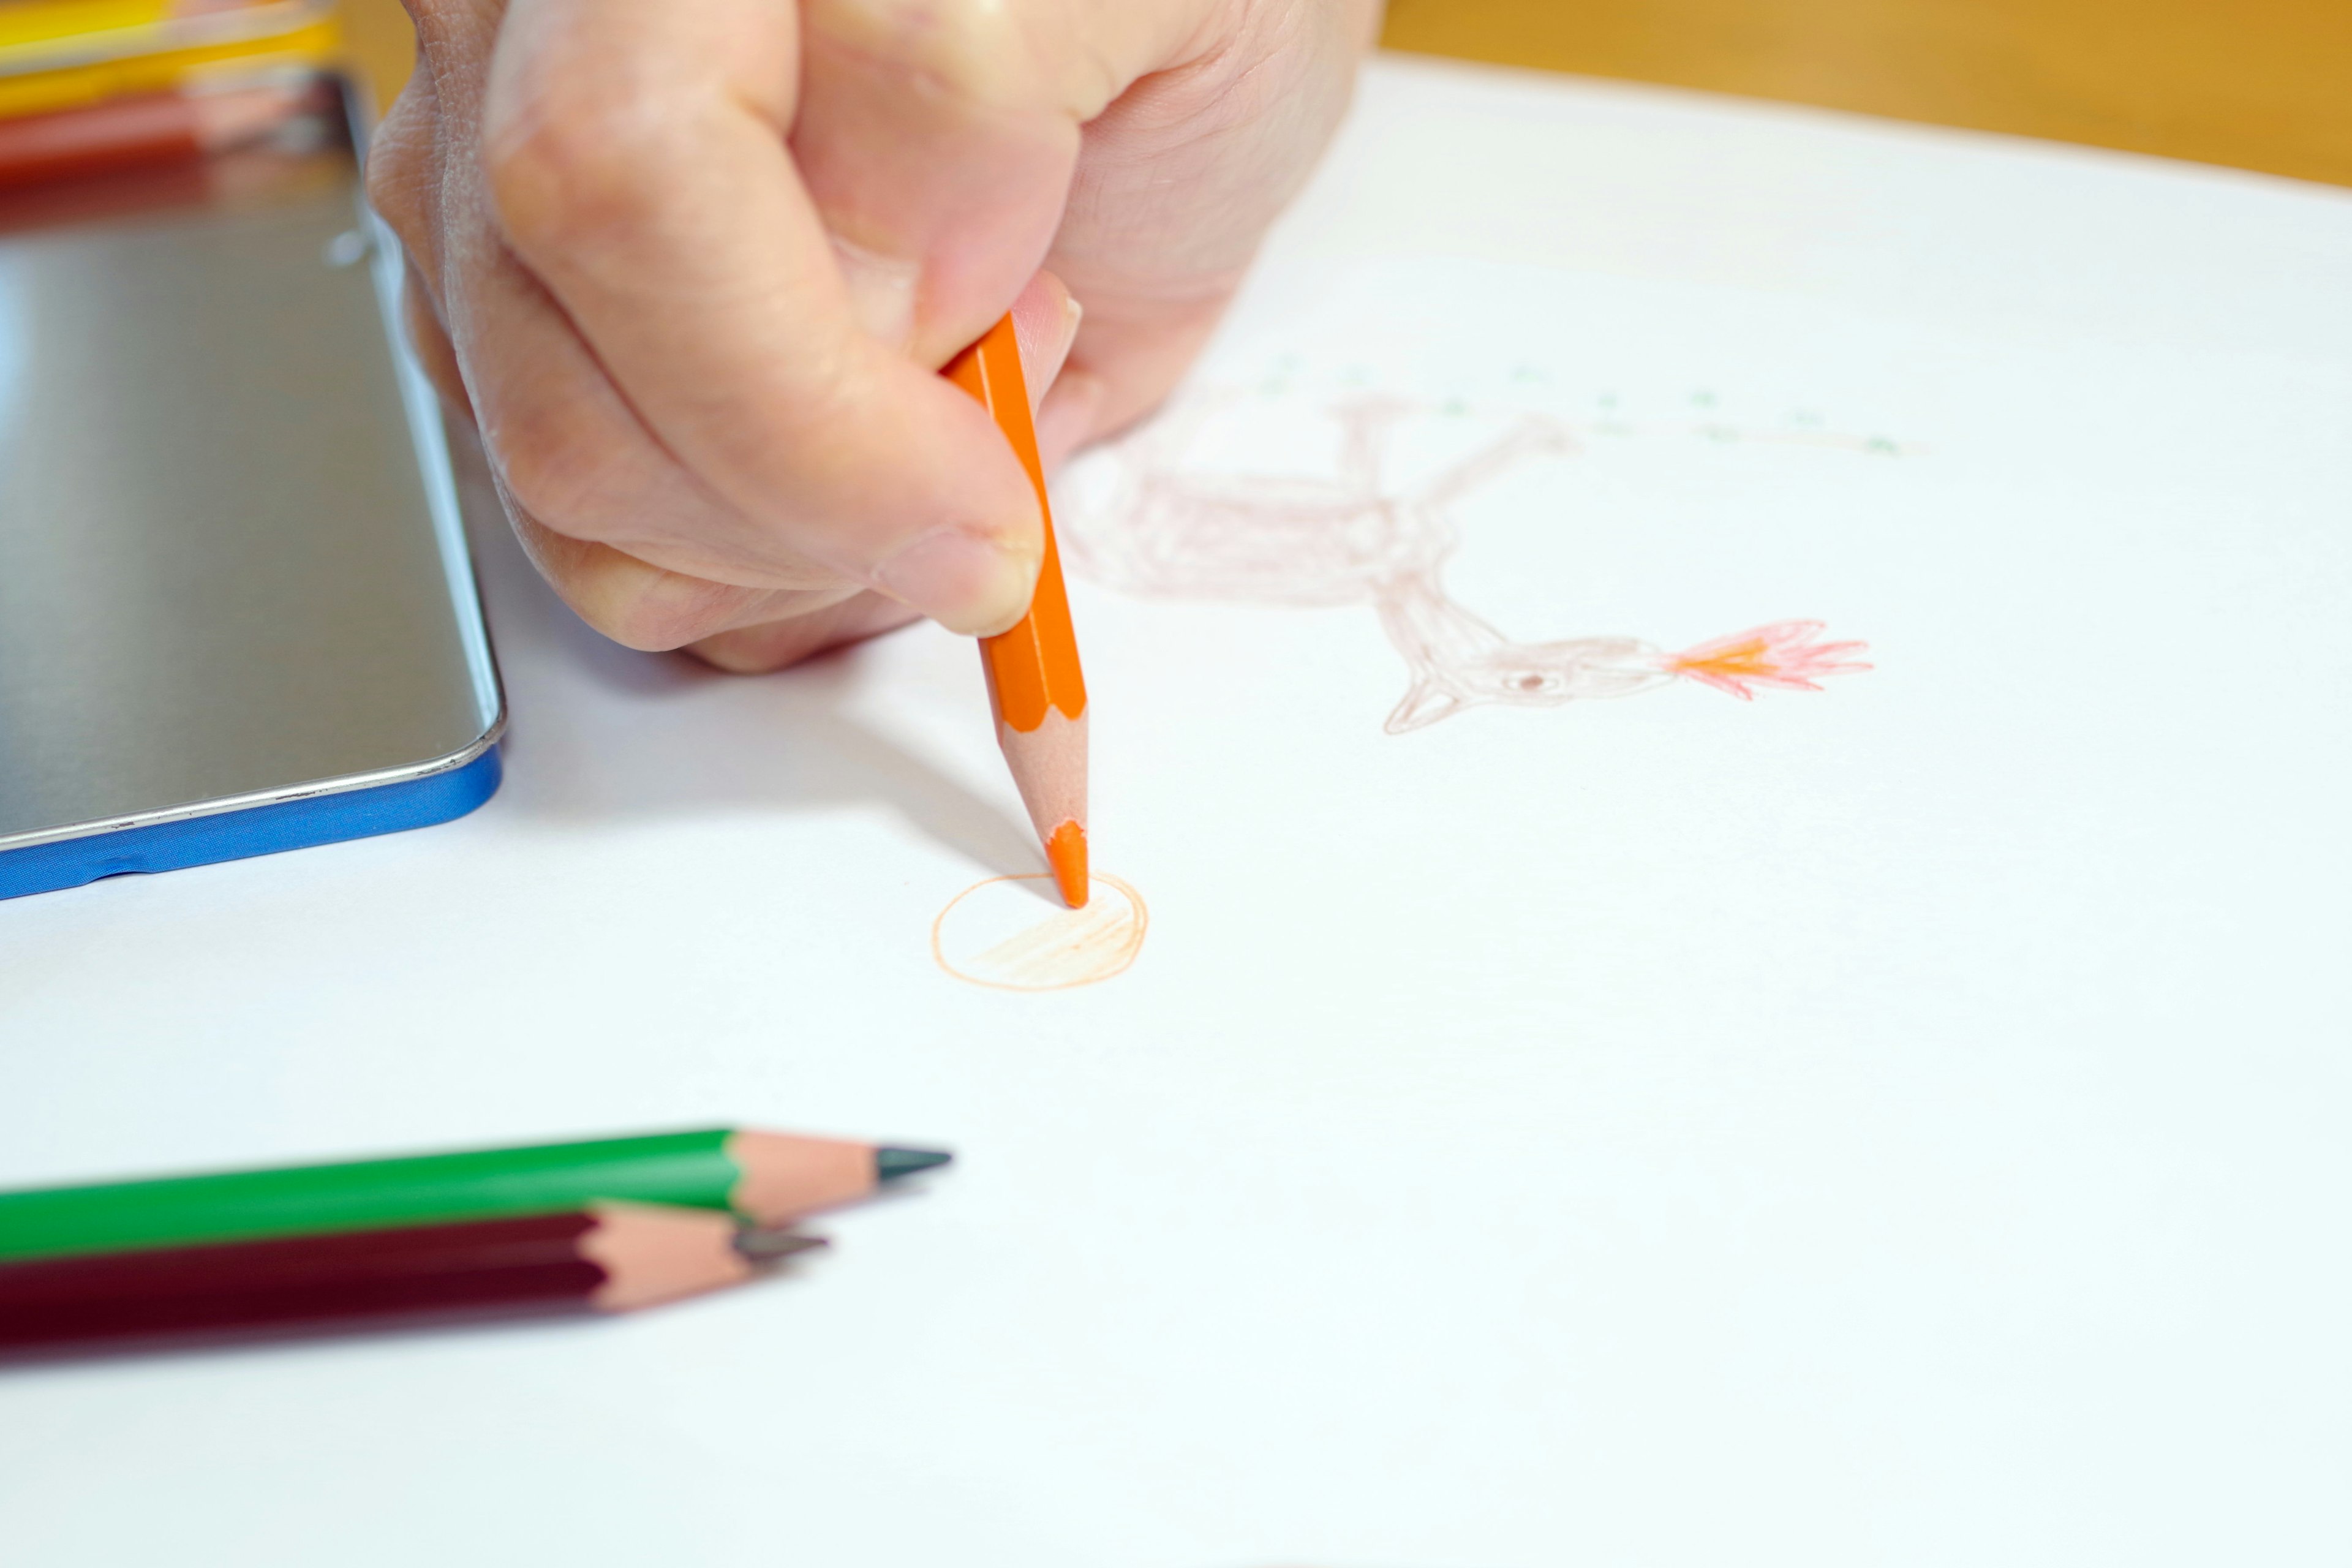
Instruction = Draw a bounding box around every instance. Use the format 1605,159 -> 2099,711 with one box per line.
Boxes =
1046,820 -> 1088,908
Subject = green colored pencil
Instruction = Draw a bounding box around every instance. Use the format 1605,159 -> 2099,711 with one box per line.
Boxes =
0,1128 -> 950,1263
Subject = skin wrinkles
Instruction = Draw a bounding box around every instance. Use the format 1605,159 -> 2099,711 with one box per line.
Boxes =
807,0 -> 1209,122
378,0 -> 1378,665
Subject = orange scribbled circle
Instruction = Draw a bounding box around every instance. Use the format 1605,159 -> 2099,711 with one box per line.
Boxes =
931,873 -> 1148,992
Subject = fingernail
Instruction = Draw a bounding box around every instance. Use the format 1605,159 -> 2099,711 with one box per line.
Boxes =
831,234 -> 921,349
1029,291 -> 1083,415
873,527 -> 1039,636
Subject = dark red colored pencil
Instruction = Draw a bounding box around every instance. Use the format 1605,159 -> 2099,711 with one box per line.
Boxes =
0,1202 -> 820,1357
0,81 -> 326,190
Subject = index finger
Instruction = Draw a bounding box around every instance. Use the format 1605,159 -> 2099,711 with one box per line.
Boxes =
480,0 -> 1044,636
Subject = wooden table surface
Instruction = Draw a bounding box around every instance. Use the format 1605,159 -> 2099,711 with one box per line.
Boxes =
340,1 -> 2346,189
1384,0 -> 2350,187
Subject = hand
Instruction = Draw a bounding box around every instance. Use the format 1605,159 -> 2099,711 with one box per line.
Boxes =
369,0 -> 1380,671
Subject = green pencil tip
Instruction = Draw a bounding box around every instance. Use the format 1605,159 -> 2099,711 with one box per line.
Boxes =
875,1146 -> 954,1183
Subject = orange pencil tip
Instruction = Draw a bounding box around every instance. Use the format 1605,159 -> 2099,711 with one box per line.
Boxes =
1045,821 -> 1089,908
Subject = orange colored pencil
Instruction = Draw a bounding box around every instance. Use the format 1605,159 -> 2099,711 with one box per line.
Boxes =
943,315 -> 1091,908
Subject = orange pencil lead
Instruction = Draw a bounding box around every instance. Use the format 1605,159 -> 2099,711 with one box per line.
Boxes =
1045,821 -> 1089,908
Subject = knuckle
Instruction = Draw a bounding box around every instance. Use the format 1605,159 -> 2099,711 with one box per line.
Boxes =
813,0 -> 1037,110
484,393 -> 624,536
399,290 -> 466,404
508,514 -> 749,655
590,571 -> 750,653
480,81 -> 677,254
402,0 -> 481,55
685,625 -> 796,674
363,106 -> 430,242
686,593 -> 892,673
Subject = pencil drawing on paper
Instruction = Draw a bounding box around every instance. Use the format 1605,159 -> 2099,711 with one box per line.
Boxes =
1060,394 -> 1884,732
933,873 -> 1148,992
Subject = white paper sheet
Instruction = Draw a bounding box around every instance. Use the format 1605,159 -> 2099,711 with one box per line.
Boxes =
2,55 -> 2348,1568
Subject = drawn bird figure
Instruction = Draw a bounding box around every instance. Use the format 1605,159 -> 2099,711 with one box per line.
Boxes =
1060,394 -> 1871,732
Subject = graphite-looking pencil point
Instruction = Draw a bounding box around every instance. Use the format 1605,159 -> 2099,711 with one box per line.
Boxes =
732,1230 -> 829,1264
874,1147 -> 954,1183
1046,820 -> 1089,907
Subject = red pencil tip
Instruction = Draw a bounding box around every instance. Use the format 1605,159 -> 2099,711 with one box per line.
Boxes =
1045,820 -> 1088,907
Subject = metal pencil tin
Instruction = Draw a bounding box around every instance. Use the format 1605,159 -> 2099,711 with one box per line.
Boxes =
0,77 -> 504,899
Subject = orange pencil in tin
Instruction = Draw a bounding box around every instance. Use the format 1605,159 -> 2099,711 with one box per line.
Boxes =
943,314 -> 1091,908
